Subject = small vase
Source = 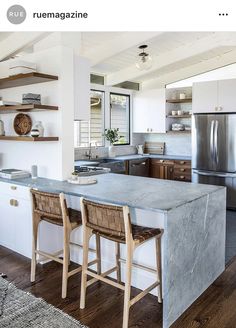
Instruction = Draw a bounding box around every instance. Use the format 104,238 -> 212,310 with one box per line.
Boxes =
108,145 -> 116,158
32,121 -> 44,137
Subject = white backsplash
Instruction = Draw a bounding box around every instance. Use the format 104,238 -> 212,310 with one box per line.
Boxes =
74,132 -> 190,160
143,133 -> 191,156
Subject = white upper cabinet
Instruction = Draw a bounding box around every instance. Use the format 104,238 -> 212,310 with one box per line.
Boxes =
74,55 -> 90,121
218,79 -> 236,112
193,79 -> 236,113
192,81 -> 218,113
133,88 -> 166,133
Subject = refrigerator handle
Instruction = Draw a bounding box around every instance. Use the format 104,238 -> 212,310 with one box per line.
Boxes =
210,120 -> 215,163
214,120 -> 219,165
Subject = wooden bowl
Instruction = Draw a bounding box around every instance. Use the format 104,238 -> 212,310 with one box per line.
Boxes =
13,113 -> 32,135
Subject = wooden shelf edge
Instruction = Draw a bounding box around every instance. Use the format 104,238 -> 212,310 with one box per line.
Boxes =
0,136 -> 59,141
0,104 -> 58,113
0,72 -> 58,89
166,98 -> 192,103
167,115 -> 191,118
167,130 -> 191,134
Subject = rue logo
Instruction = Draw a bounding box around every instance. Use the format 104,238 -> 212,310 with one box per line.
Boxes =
7,5 -> 26,24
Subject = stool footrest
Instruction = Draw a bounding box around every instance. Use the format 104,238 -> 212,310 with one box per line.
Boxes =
86,266 -> 125,290
36,250 -> 63,264
130,281 -> 160,307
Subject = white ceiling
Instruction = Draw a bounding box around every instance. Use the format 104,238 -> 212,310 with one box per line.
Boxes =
2,32 -> 236,88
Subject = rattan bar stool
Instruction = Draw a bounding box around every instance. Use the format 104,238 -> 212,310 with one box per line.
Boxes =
30,189 -> 101,299
80,198 -> 164,328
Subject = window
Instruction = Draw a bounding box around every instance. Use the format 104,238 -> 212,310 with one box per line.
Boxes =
74,88 -> 131,147
110,93 -> 130,145
74,90 -> 105,147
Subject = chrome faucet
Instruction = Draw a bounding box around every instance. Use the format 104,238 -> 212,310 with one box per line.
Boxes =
85,143 -> 92,160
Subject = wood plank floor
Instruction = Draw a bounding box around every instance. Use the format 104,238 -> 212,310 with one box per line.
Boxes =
1,245 -> 236,327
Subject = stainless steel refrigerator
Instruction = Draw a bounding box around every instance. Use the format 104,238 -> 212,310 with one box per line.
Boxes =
192,113 -> 236,209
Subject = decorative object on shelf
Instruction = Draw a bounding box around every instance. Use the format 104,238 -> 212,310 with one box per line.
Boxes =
32,121 -> 44,137
135,45 -> 153,70
185,126 -> 191,131
22,93 -> 41,105
179,93 -> 186,100
0,119 -> 5,136
13,113 -> 32,135
103,128 -> 120,158
177,110 -> 183,116
171,110 -> 178,116
9,59 -> 37,76
30,129 -> 40,137
171,123 -> 185,131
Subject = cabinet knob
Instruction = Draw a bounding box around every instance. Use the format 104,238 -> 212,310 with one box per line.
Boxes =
10,186 -> 17,190
180,176 -> 185,179
160,160 -> 164,163
180,168 -> 185,172
218,106 -> 223,111
10,199 -> 18,207
147,128 -> 149,132
180,161 -> 185,165
150,128 -> 153,132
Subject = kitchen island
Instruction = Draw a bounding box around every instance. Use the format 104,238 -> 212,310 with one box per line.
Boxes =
0,174 -> 226,328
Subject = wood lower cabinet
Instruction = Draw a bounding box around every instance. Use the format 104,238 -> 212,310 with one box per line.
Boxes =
173,160 -> 191,182
150,158 -> 191,182
150,159 -> 174,180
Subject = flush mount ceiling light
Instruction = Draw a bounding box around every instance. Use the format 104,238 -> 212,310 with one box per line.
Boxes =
135,45 -> 153,70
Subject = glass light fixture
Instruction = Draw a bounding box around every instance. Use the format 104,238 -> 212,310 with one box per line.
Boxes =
135,45 -> 153,70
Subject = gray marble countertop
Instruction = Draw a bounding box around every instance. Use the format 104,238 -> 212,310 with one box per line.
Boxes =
0,173 -> 223,213
75,154 -> 191,166
115,154 -> 192,161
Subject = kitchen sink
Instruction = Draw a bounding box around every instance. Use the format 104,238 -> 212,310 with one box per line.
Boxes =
74,158 -> 126,174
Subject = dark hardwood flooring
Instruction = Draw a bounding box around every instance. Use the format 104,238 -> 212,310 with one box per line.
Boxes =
1,210 -> 236,327
1,245 -> 236,328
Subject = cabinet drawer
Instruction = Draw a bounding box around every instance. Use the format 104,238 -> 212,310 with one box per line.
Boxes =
173,174 -> 191,182
174,168 -> 191,175
0,182 -> 30,200
151,159 -> 174,165
174,160 -> 191,167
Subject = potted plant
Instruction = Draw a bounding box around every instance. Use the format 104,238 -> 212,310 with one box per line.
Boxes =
103,128 -> 120,157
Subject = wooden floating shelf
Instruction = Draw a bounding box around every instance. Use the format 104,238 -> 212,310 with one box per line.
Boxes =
167,115 -> 192,118
0,104 -> 58,114
0,72 -> 58,89
0,136 -> 59,142
167,130 -> 191,134
166,98 -> 192,104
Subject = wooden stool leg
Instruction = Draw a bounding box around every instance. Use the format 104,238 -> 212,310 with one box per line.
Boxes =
122,244 -> 134,328
116,242 -> 121,283
156,236 -> 162,303
62,228 -> 71,299
80,227 -> 92,309
31,215 -> 41,282
96,234 -> 101,275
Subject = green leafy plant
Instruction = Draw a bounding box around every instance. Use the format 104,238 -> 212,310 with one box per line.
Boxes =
103,128 -> 120,145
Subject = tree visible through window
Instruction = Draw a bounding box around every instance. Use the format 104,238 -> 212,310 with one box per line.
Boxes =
74,90 -> 130,147
110,93 -> 130,145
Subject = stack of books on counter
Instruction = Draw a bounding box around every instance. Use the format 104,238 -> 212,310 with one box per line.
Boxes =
0,169 -> 31,179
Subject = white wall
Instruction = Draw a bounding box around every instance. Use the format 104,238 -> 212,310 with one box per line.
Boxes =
0,46 -> 75,180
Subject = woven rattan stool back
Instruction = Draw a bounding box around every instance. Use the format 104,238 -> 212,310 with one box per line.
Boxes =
81,199 -> 126,239
31,189 -> 66,226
